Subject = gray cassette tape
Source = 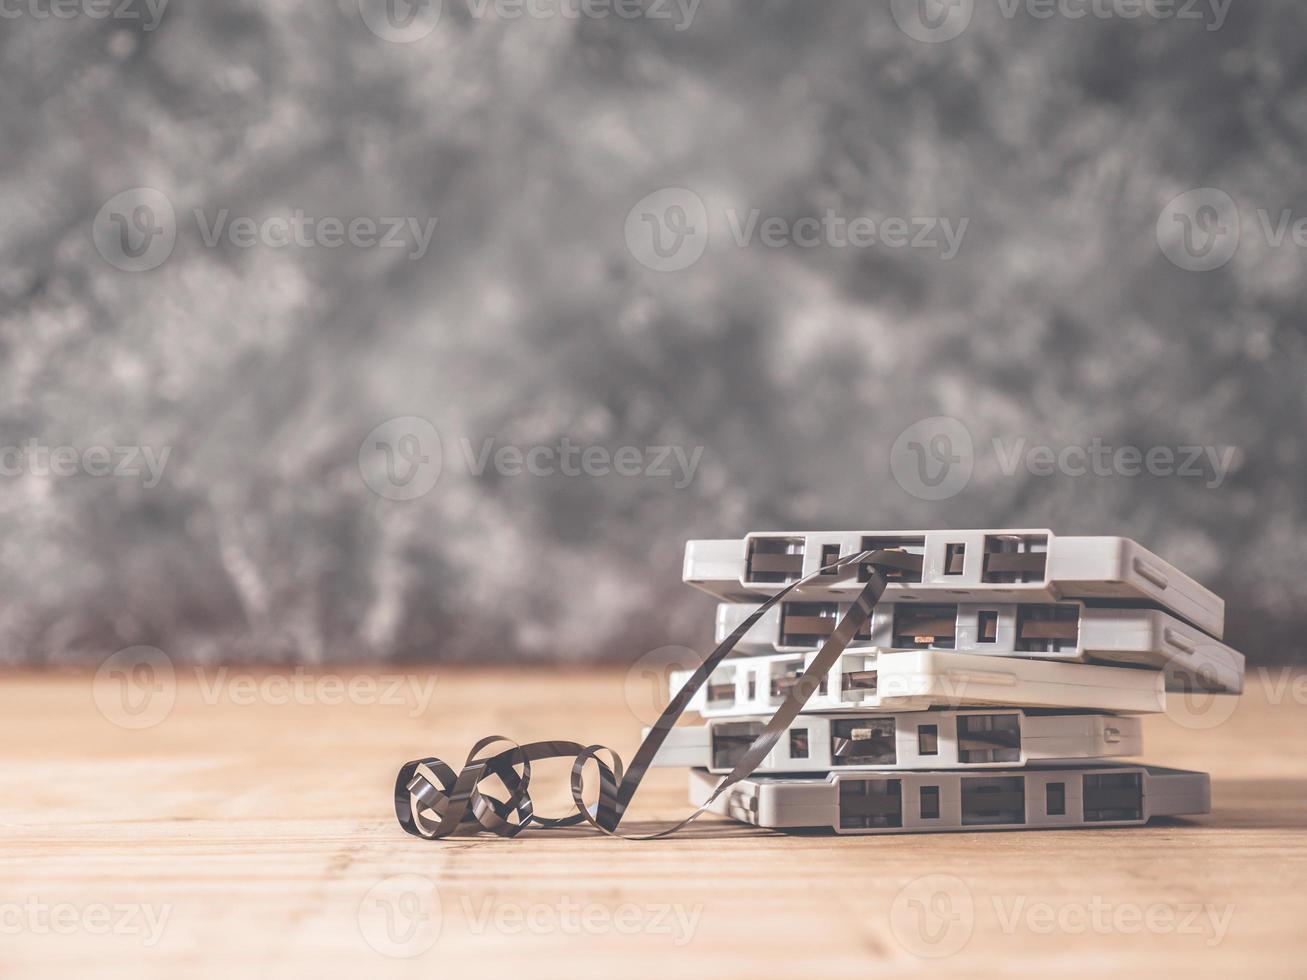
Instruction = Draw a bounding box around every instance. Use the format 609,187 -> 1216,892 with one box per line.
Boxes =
651,710 -> 1142,774
684,530 -> 1224,638
689,764 -> 1210,835
715,599 -> 1244,694
671,649 -> 1168,717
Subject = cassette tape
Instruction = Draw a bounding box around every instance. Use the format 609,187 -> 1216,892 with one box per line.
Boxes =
671,649 -> 1167,717
689,763 -> 1210,835
650,709 -> 1143,774
714,599 -> 1244,694
684,530 -> 1224,638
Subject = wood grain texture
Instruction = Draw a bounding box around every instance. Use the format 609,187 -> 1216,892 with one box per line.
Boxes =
1,667 -> 1304,978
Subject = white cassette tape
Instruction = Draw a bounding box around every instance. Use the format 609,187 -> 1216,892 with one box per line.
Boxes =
684,530 -> 1225,638
670,649 -> 1167,717
650,709 -> 1142,774
714,599 -> 1244,694
689,764 -> 1210,835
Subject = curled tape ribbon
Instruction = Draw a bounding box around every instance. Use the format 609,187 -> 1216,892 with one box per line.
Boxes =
394,549 -> 922,841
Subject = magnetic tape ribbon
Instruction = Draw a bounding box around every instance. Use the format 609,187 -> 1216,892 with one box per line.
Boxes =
394,548 -> 922,841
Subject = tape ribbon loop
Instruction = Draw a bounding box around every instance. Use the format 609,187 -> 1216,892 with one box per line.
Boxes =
394,549 -> 921,841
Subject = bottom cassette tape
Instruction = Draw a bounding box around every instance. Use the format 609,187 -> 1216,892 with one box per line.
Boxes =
689,764 -> 1210,835
651,710 -> 1143,774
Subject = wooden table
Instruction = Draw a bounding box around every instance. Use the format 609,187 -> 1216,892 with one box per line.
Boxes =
1,665 -> 1304,978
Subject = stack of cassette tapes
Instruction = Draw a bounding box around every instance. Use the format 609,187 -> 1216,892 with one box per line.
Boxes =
653,530 -> 1244,835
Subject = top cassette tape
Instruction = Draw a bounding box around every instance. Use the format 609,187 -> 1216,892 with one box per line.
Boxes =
684,530 -> 1225,638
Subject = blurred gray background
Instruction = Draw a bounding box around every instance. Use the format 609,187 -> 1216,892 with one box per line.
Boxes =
1,0 -> 1302,667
